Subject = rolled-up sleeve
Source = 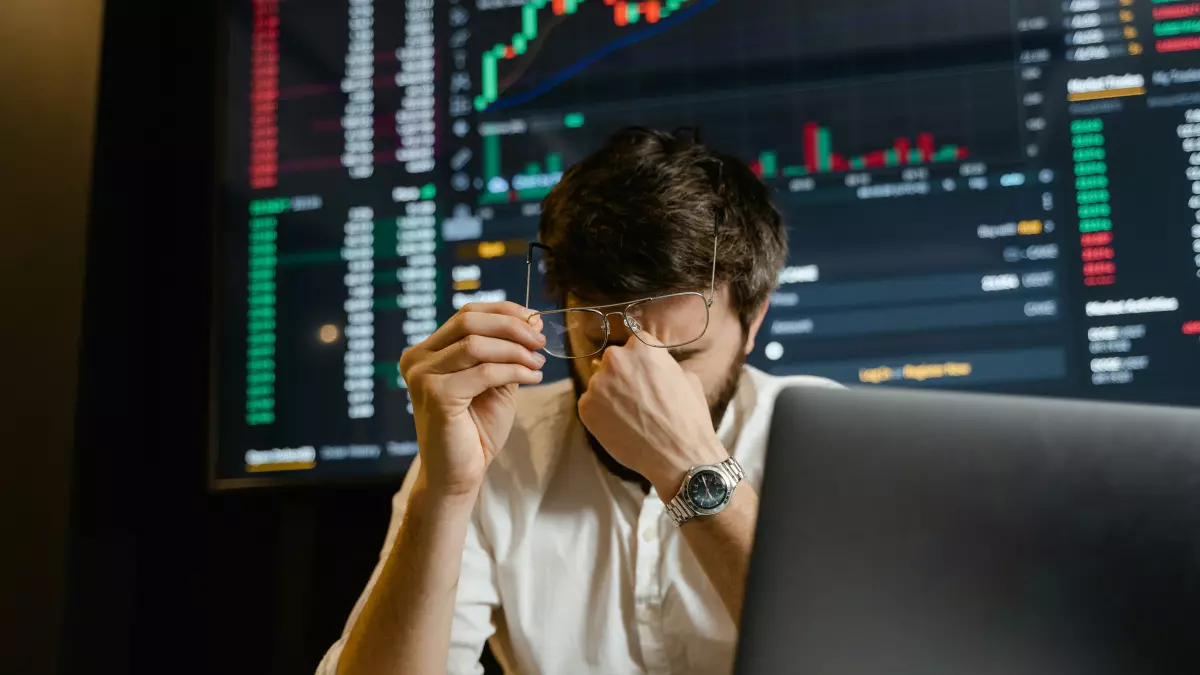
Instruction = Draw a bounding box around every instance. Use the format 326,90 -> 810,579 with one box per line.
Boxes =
316,455 -> 501,675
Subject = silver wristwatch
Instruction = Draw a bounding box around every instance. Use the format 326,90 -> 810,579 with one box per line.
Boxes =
665,457 -> 745,526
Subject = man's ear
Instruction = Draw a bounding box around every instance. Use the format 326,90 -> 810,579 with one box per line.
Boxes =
743,299 -> 770,356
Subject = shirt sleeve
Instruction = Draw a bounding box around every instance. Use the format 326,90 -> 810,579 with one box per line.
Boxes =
315,454 -> 502,675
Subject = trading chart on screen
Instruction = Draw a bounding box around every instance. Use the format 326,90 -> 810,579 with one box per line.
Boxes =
217,0 -> 1200,484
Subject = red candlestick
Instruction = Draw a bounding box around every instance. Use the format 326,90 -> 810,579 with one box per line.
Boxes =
804,123 -> 819,174
917,133 -> 934,163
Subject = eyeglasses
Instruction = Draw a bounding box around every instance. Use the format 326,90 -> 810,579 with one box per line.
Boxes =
523,231 -> 718,359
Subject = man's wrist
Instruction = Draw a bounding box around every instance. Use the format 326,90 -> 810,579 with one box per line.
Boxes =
649,437 -> 730,501
411,468 -> 482,516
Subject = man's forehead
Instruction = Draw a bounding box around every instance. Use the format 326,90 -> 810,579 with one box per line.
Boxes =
565,287 -> 718,306
566,291 -> 660,307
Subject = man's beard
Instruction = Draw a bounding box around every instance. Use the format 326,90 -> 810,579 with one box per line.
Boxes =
570,351 -> 747,492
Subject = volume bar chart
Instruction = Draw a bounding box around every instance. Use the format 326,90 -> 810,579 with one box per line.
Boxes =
753,125 -> 969,178
480,131 -> 566,204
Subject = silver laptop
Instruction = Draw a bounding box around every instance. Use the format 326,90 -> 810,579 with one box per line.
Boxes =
736,386 -> 1200,675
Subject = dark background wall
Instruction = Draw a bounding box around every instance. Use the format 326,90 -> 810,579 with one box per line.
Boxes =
2,2 -> 500,672
58,1 -> 401,673
0,0 -> 104,672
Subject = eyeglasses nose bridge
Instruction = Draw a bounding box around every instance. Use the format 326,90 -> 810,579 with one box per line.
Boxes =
595,309 -> 639,335
600,309 -> 641,333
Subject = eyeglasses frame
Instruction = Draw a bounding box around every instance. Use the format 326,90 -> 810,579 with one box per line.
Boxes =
523,229 -> 719,359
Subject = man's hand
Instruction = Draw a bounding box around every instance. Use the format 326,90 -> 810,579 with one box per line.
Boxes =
339,302 -> 545,675
576,332 -> 728,498
400,301 -> 546,498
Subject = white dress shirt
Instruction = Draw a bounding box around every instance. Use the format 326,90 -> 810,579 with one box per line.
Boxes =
318,366 -> 840,675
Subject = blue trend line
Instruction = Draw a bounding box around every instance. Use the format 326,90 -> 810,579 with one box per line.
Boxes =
485,0 -> 723,113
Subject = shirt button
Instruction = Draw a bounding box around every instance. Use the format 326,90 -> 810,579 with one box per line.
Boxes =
642,528 -> 655,542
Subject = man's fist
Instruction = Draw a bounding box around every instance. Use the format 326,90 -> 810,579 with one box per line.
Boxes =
577,332 -> 728,498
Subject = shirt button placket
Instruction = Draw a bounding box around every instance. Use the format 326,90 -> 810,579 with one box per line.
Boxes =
634,494 -> 669,674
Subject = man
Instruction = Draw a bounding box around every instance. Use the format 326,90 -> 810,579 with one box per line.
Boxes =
318,128 -> 839,675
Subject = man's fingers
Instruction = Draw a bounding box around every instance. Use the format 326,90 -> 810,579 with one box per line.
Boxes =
429,335 -> 546,374
441,362 -> 544,400
424,305 -> 545,352
457,301 -> 532,318
632,329 -> 665,348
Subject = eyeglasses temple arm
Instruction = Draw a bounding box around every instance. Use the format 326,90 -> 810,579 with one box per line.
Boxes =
526,242 -> 552,309
707,161 -> 724,308
708,228 -> 717,307
525,247 -> 533,308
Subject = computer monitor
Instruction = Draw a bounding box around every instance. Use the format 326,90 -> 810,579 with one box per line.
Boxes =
215,0 -> 1200,486
737,385 -> 1200,675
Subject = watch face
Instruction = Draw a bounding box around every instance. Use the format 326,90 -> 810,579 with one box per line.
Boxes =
686,469 -> 728,510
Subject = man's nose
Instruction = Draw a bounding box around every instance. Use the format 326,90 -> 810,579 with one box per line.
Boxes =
603,312 -> 633,344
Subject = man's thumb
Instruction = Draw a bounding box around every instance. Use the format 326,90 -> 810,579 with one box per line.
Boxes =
631,328 -> 664,348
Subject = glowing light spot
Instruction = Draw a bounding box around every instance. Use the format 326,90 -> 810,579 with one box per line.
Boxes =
319,324 -> 340,344
764,341 -> 784,361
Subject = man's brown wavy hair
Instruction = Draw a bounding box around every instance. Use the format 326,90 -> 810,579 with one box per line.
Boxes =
537,126 -> 788,331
